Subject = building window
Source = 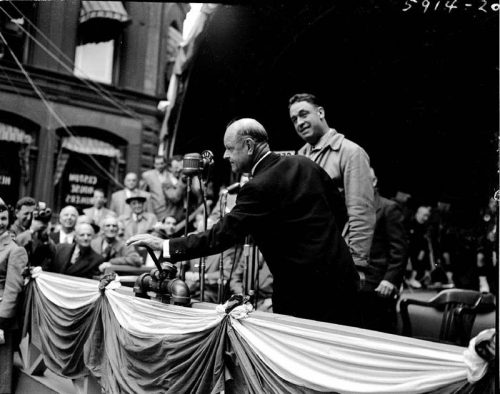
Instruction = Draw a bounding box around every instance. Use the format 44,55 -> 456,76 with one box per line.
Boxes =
74,40 -> 115,84
75,1 -> 130,84
0,2 -> 35,64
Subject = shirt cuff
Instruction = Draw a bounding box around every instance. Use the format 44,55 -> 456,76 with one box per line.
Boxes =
163,240 -> 170,258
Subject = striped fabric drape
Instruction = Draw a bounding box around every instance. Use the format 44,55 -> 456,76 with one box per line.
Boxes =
21,271 -> 475,394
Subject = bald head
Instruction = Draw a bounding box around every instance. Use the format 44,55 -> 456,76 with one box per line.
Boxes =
59,205 -> 79,232
227,118 -> 268,143
124,172 -> 138,190
223,118 -> 270,173
75,222 -> 94,248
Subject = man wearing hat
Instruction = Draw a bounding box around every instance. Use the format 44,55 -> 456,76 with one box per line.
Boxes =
119,194 -> 157,240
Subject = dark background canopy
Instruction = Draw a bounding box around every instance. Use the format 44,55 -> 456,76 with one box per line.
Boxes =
172,1 -> 499,226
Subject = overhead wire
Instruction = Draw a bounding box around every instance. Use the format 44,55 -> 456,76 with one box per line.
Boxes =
3,1 -> 144,122
0,30 -> 124,188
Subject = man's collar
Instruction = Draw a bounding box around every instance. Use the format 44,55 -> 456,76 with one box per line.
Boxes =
310,128 -> 343,151
103,238 -> 116,247
251,151 -> 272,176
14,221 -> 26,232
133,213 -> 144,221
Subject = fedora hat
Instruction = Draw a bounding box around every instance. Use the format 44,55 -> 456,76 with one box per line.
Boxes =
126,194 -> 147,205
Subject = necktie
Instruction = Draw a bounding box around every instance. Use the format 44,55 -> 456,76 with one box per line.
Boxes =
70,247 -> 80,264
131,217 -> 139,235
103,242 -> 112,261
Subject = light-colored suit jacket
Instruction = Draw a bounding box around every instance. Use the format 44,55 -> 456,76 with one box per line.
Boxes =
83,207 -> 116,228
141,169 -> 167,220
0,231 -> 28,323
109,189 -> 152,218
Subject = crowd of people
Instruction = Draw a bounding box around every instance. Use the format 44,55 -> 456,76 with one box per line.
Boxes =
0,93 -> 497,392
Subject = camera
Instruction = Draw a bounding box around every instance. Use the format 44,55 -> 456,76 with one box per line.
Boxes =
33,202 -> 52,223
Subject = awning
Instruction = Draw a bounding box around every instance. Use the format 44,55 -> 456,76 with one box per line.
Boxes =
62,136 -> 120,158
78,1 -> 130,44
0,122 -> 33,144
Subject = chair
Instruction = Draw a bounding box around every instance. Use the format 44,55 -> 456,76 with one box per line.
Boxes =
399,289 -> 496,346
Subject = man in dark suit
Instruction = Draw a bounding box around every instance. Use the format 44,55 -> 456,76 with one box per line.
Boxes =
128,118 -> 359,325
45,223 -> 103,279
359,168 -> 408,333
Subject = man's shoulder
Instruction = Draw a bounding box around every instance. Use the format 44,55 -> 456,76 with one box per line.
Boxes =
103,207 -> 115,216
83,207 -> 93,215
144,212 -> 157,221
55,242 -> 73,256
90,236 -> 103,247
111,189 -> 125,198
378,195 -> 403,215
88,248 -> 105,262
15,230 -> 32,246
118,214 -> 132,222
334,133 -> 369,158
142,169 -> 156,179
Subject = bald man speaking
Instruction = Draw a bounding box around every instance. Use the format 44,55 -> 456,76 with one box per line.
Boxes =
128,118 -> 360,326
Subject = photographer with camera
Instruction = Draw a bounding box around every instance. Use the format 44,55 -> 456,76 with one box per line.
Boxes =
16,202 -> 56,268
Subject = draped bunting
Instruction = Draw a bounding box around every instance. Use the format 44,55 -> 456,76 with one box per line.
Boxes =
21,271 -> 474,394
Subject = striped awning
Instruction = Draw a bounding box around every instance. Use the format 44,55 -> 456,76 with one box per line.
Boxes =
0,122 -> 33,144
62,136 -> 120,158
80,1 -> 129,24
78,1 -> 130,44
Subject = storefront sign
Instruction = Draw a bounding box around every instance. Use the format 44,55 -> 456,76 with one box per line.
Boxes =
64,172 -> 98,206
0,175 -> 11,186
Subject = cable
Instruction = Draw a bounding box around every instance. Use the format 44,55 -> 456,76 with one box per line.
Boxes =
0,30 -> 123,188
3,2 -> 143,122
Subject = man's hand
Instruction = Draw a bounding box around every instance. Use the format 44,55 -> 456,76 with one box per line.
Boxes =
99,262 -> 111,273
375,280 -> 395,298
185,271 -> 199,282
126,234 -> 164,251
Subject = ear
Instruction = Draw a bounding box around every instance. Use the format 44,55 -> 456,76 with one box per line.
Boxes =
317,107 -> 325,119
245,138 -> 255,155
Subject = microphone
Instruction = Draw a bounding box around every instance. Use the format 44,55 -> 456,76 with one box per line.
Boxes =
221,182 -> 241,195
182,150 -> 214,177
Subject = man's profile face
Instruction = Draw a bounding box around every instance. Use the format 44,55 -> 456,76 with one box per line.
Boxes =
124,173 -> 138,190
223,128 -> 251,173
154,157 -> 166,172
16,204 -> 35,228
60,207 -> 78,230
168,160 -> 183,178
289,100 -> 325,145
75,224 -> 94,248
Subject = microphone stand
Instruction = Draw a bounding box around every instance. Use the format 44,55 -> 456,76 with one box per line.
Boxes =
197,176 -> 207,302
217,192 -> 228,303
178,175 -> 192,282
250,242 -> 257,308
242,236 -> 251,297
